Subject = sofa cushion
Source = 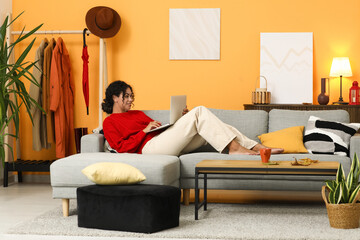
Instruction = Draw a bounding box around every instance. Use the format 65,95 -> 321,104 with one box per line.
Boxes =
50,153 -> 180,187
258,126 -> 308,153
208,109 -> 268,142
143,110 -> 170,124
143,109 -> 269,143
304,116 -> 360,156
268,109 -> 349,132
82,162 -> 146,185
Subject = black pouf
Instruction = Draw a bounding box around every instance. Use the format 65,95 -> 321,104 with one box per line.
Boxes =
77,184 -> 181,233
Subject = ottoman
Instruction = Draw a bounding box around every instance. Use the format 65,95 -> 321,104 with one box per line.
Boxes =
77,184 -> 181,233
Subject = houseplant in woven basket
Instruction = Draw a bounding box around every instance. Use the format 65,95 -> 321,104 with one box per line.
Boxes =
0,13 -> 42,166
322,153 -> 360,229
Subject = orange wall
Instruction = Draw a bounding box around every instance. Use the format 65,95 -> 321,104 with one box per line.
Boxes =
12,0 -> 360,160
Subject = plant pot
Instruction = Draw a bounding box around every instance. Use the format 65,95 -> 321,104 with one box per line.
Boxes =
322,186 -> 360,229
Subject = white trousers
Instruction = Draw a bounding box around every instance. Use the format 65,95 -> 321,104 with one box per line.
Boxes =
142,106 -> 258,156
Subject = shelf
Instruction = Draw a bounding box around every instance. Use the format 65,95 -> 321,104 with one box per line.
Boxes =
3,159 -> 55,187
243,104 -> 360,123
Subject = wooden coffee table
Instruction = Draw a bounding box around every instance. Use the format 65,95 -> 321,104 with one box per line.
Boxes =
194,160 -> 339,220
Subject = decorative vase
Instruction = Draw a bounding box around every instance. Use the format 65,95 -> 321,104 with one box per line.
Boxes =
318,78 -> 329,105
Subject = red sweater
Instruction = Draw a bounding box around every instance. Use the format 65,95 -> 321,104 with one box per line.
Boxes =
103,110 -> 160,153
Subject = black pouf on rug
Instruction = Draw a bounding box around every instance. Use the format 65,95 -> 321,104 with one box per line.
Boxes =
77,184 -> 181,233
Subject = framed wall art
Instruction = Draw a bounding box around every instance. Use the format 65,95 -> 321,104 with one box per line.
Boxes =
169,8 -> 220,60
260,32 -> 313,104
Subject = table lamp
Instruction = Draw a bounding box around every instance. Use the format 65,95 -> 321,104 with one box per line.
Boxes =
329,57 -> 352,105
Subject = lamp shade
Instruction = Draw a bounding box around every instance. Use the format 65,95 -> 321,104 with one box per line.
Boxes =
329,57 -> 352,77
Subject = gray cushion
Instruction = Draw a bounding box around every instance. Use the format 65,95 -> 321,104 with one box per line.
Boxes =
208,109 -> 268,142
143,110 -> 170,124
144,109 -> 268,142
50,152 -> 180,187
142,109 -> 268,153
269,109 -> 349,132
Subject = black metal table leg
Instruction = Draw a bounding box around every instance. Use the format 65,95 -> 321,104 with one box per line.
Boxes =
195,168 -> 199,220
204,173 -> 207,211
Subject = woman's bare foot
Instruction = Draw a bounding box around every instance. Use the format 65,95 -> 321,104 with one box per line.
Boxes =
270,148 -> 284,154
227,140 -> 259,155
252,144 -> 284,154
229,148 -> 259,155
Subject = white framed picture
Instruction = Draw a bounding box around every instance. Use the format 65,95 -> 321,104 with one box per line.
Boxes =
260,32 -> 313,104
169,8 -> 220,60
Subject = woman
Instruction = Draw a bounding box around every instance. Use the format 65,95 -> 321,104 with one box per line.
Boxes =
102,81 -> 283,155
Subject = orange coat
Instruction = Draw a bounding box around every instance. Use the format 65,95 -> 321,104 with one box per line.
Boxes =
43,38 -> 56,144
50,37 -> 74,158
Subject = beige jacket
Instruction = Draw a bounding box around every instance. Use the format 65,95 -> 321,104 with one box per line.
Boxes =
29,38 -> 50,151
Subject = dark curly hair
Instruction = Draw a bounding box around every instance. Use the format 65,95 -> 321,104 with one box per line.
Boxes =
101,80 -> 134,114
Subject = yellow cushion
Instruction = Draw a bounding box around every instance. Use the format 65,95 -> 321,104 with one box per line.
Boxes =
82,162 -> 146,185
258,126 -> 308,153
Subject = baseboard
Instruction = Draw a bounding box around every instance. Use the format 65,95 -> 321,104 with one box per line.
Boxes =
16,174 -> 50,183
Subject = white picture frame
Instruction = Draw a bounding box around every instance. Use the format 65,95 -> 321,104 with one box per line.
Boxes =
260,32 -> 313,104
169,8 -> 220,60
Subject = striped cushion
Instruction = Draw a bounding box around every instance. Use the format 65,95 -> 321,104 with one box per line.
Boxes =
303,116 -> 360,156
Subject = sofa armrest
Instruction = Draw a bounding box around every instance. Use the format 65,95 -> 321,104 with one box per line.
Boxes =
81,133 -> 104,153
350,133 -> 360,161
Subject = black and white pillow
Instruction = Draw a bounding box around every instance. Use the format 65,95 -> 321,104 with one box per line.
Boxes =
303,116 -> 360,156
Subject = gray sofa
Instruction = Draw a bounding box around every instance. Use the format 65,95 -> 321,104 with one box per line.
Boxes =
50,109 -> 360,216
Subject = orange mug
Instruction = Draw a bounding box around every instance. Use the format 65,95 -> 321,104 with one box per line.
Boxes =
260,148 -> 271,163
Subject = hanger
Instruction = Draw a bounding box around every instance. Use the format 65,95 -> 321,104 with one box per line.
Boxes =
83,28 -> 89,47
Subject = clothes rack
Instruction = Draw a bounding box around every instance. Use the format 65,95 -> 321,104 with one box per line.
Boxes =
4,12 -> 108,187
11,30 -> 91,35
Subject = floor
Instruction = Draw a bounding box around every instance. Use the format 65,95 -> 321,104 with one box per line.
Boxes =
0,181 -> 323,240
0,182 -> 181,240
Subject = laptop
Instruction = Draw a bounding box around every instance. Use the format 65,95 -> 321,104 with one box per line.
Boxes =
148,95 -> 187,133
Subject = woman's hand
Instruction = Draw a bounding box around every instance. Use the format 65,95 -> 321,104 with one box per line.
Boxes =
143,121 -> 162,133
182,106 -> 189,116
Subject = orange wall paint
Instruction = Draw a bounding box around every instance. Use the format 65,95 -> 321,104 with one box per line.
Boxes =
13,0 -> 360,160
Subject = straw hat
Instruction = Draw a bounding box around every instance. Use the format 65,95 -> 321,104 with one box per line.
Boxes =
86,6 -> 121,38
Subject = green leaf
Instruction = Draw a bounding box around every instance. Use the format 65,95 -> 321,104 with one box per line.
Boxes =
341,181 -> 349,203
329,190 -> 335,204
336,164 -> 346,184
334,184 -> 343,204
350,153 -> 360,179
326,180 -> 337,192
0,13 -> 42,166
349,184 -> 360,203
346,171 -> 354,193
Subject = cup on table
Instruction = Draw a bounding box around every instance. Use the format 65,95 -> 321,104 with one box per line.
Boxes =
260,148 -> 271,163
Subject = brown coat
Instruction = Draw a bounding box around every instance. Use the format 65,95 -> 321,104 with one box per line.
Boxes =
43,38 -> 56,144
50,37 -> 74,158
29,38 -> 49,151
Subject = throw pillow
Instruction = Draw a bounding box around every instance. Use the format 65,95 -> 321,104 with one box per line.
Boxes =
303,116 -> 360,156
82,162 -> 146,185
258,126 -> 308,153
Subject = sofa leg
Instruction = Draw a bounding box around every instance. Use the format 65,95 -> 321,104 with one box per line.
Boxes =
62,199 -> 69,217
183,189 -> 190,205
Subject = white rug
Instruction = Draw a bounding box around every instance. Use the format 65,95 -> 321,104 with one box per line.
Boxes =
6,202 -> 360,240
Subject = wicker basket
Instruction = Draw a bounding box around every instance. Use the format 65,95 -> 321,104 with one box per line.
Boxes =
252,76 -> 271,104
322,186 -> 360,229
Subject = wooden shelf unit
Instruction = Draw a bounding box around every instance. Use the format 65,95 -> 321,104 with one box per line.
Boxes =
243,104 -> 360,123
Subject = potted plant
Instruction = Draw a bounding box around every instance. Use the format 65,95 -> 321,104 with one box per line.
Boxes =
0,13 -> 43,166
322,153 -> 360,229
